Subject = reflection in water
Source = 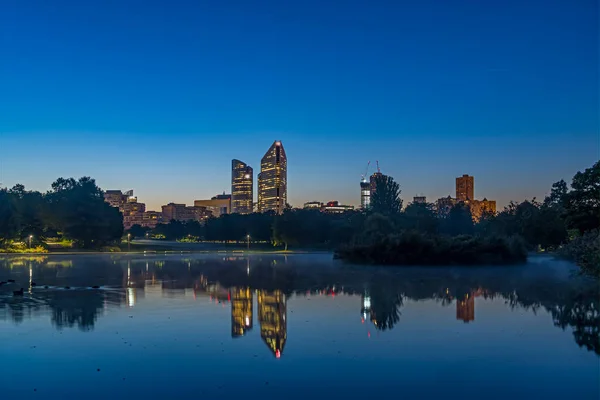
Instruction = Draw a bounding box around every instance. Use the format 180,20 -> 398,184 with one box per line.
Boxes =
258,290 -> 287,358
457,294 -> 475,322
0,254 -> 598,356
231,287 -> 253,338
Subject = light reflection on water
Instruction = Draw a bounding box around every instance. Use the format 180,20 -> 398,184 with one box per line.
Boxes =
0,254 -> 598,399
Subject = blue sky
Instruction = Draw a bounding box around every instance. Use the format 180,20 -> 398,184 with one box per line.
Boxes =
0,0 -> 597,210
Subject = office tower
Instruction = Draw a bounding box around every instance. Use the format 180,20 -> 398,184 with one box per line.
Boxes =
257,290 -> 287,358
456,174 -> 474,202
413,196 -> 426,204
231,159 -> 253,214
231,287 -> 253,338
258,141 -> 287,213
360,180 -> 371,209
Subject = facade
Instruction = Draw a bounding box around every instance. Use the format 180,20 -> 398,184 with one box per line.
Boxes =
142,211 -> 162,228
360,180 -> 371,209
258,141 -> 287,214
303,201 -> 322,209
456,174 -> 474,202
231,287 -> 253,338
122,199 -> 146,229
231,160 -> 253,214
104,190 -> 148,230
194,194 -> 231,217
413,196 -> 427,204
466,199 -> 497,222
258,289 -> 287,358
104,190 -> 127,208
321,201 -> 354,214
162,203 -> 212,222
436,196 -> 457,216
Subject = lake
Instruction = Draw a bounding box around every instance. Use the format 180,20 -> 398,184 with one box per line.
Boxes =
0,253 -> 598,399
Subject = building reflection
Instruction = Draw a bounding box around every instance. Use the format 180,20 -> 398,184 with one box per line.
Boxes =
456,293 -> 475,322
257,290 -> 287,358
231,287 -> 253,338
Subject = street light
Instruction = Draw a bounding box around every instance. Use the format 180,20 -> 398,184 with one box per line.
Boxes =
28,235 -> 33,249
246,234 -> 250,251
127,233 -> 131,252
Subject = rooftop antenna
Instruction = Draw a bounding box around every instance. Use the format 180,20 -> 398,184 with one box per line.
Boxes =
376,160 -> 381,173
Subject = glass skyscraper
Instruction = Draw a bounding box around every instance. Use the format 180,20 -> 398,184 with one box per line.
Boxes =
231,159 -> 253,214
258,141 -> 287,214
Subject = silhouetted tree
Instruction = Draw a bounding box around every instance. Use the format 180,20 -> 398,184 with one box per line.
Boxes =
45,177 -> 123,248
370,175 -> 402,215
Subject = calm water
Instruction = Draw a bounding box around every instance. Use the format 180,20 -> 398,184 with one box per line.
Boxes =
0,254 -> 598,399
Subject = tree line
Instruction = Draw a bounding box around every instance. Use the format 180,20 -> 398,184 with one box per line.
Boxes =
0,177 -> 123,249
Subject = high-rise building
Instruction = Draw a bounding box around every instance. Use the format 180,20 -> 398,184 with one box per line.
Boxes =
257,289 -> 286,358
360,180 -> 371,209
370,172 -> 384,195
231,287 -> 253,338
231,160 -> 253,214
456,174 -> 474,202
258,141 -> 287,214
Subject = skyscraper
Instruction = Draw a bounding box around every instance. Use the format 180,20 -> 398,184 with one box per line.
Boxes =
360,180 -> 371,209
231,159 -> 253,214
456,174 -> 474,202
258,141 -> 287,213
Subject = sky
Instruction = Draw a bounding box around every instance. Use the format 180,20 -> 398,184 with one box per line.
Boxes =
0,0 -> 598,211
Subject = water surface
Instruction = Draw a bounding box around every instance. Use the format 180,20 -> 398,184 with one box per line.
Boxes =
0,254 -> 598,399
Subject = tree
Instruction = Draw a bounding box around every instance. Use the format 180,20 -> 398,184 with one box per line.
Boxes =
401,202 -> 438,234
46,177 -> 123,248
0,190 -> 19,245
370,175 -> 402,215
565,161 -> 600,234
126,224 -> 148,239
440,203 -> 474,236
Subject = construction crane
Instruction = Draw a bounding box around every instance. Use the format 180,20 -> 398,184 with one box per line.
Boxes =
361,161 -> 371,182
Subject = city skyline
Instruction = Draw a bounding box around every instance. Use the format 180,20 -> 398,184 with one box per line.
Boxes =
0,1 -> 597,210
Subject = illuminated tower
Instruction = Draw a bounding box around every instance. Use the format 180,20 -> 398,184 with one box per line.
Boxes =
360,180 -> 370,209
231,287 -> 253,337
231,159 -> 253,214
257,290 -> 287,358
456,174 -> 474,202
258,141 -> 287,214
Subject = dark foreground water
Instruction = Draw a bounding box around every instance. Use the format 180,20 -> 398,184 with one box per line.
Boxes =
0,254 -> 598,399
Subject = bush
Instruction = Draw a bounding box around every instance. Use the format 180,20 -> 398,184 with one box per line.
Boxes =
559,230 -> 600,277
0,242 -> 48,253
335,232 -> 527,266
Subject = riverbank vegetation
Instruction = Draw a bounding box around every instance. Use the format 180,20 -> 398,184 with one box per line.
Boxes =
0,162 -> 597,273
0,177 -> 123,250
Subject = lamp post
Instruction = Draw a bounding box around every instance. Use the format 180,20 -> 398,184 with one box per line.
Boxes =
246,234 -> 250,251
28,235 -> 33,249
127,233 -> 131,252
